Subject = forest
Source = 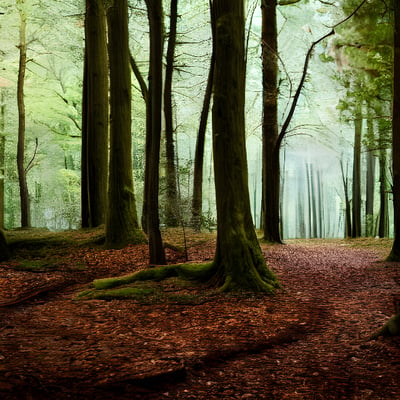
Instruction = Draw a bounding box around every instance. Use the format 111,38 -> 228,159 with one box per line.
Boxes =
1,0 -> 400,398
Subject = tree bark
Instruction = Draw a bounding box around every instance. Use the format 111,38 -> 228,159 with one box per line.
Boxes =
388,0 -> 400,259
352,102 -> 362,238
145,0 -> 166,264
365,113 -> 375,237
261,0 -> 281,243
16,0 -> 30,228
163,0 -> 179,227
191,1 -> 215,231
105,0 -> 145,248
210,0 -> 279,292
81,0 -> 109,228
0,230 -> 9,261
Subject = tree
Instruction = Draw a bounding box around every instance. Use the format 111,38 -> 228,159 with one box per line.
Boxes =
16,0 -> 30,228
105,0 -> 145,248
90,0 -> 280,294
352,98 -> 362,238
145,0 -> 166,264
191,0 -> 215,231
261,0 -> 281,243
163,0 -> 179,227
388,0 -> 400,260
81,0 -> 109,228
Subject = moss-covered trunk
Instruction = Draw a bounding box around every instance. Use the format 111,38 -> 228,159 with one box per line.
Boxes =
211,0 -> 279,292
105,0 -> 145,248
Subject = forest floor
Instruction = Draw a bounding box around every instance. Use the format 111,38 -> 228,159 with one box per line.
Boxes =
0,228 -> 399,399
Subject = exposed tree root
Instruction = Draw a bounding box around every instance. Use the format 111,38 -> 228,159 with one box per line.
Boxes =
370,314 -> 400,340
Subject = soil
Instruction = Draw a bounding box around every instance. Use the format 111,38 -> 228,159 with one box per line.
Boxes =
0,229 -> 399,399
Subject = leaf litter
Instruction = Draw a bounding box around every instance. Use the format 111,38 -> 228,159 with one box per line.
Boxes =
0,230 -> 399,399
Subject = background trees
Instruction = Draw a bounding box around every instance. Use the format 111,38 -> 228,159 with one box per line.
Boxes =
0,0 -> 397,246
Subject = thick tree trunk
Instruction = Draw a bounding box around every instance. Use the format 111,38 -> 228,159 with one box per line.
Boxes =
211,0 -> 279,292
17,0 -> 30,228
81,0 -> 109,228
191,2 -> 215,231
261,0 -> 281,244
352,102 -> 362,238
105,0 -> 145,248
388,0 -> 400,260
163,0 -> 179,227
145,0 -> 166,265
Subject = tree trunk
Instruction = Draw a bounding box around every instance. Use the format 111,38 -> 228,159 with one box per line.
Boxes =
210,0 -> 279,292
340,158 -> 352,237
378,124 -> 388,238
0,230 -> 9,261
191,1 -> 215,231
352,102 -> 362,238
163,0 -> 179,227
105,0 -> 145,248
16,0 -> 30,228
261,0 -> 281,243
81,0 -> 109,228
145,0 -> 166,265
389,0 -> 400,259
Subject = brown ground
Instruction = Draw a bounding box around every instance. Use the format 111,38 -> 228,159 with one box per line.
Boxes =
0,229 -> 399,399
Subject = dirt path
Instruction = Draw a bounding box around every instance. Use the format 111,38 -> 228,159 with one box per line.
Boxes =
0,240 -> 399,399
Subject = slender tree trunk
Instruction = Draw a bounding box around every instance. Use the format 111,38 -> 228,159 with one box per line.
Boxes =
365,110 -> 375,237
261,0 -> 281,243
352,102 -> 362,238
340,159 -> 352,238
16,0 -> 30,228
378,147 -> 388,238
105,0 -> 145,248
163,0 -> 179,227
145,0 -> 166,265
191,1 -> 215,231
210,0 -> 279,293
81,0 -> 109,228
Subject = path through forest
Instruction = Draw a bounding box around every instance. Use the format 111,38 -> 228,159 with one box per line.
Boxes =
0,232 -> 399,399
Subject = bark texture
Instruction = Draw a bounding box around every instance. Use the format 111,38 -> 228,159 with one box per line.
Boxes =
17,0 -> 30,228
145,0 -> 166,264
211,0 -> 279,292
261,0 -> 281,244
105,0 -> 145,248
388,0 -> 400,260
81,0 -> 109,228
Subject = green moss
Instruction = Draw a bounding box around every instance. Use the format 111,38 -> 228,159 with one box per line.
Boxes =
76,287 -> 155,301
14,259 -> 60,272
93,262 -> 215,290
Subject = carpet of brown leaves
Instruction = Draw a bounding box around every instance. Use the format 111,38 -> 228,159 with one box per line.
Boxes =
0,229 -> 399,399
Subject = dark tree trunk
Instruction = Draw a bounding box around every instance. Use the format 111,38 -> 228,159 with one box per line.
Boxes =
81,0 -> 109,228
0,230 -> 9,261
105,0 -> 145,248
191,1 -> 215,231
365,112 -> 375,237
17,1 -> 30,228
378,121 -> 388,238
352,102 -> 362,238
210,0 -> 279,292
163,0 -> 179,227
340,158 -> 352,238
145,0 -> 166,265
261,0 -> 281,243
